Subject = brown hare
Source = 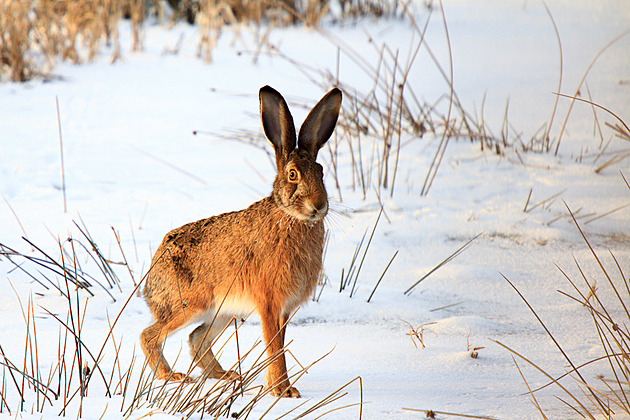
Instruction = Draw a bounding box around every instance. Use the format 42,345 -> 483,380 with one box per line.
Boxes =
140,85 -> 342,398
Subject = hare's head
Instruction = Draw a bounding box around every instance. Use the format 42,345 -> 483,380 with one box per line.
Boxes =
260,86 -> 342,223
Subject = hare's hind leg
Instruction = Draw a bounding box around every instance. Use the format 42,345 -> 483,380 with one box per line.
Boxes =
140,314 -> 189,381
189,315 -> 239,380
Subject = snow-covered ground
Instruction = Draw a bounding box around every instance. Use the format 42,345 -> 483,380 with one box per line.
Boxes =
1,1 -> 629,418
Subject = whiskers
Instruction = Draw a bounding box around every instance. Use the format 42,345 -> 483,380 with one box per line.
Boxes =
324,201 -> 352,232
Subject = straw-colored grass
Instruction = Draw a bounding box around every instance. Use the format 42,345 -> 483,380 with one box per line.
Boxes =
0,0 -> 134,82
497,189 -> 630,418
0,222 -> 363,418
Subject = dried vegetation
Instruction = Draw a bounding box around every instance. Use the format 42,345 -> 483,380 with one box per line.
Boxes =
0,226 -> 364,418
496,196 -> 630,419
1,1 -> 629,418
0,0 -> 147,81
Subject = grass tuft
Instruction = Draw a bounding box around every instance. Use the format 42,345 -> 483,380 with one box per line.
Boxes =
0,220 -> 362,417
0,0 -> 134,82
497,185 -> 630,417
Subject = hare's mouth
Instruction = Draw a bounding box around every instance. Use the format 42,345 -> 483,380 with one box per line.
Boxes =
280,200 -> 328,223
303,200 -> 328,222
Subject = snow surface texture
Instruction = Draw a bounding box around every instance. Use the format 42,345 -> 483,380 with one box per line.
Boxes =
1,1 -> 629,419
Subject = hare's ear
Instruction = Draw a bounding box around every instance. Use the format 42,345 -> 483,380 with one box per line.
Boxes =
297,88 -> 342,159
260,86 -> 297,169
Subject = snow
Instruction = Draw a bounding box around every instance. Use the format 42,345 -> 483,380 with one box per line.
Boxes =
1,1 -> 630,419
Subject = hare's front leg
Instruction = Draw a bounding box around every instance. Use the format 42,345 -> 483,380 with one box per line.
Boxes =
260,309 -> 300,398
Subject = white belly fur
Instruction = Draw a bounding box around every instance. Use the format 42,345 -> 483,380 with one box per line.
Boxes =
191,295 -> 258,326
188,290 -> 310,329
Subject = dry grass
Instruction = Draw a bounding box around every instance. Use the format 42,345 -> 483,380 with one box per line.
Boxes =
338,207 -> 383,298
404,232 -> 482,296
337,0 -> 404,20
169,0 -> 402,27
3,0 -> 626,189
0,221 -> 363,418
5,0 -> 625,194
497,191 -> 630,418
0,0 -> 141,82
402,320 -> 436,350
0,0 -> 418,82
227,0 -> 627,200
466,332 -> 484,359
402,407 -> 497,420
2,2 -> 628,417
0,1 -> 32,81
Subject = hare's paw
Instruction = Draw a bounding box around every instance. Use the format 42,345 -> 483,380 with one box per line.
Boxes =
221,370 -> 241,381
269,385 -> 300,398
159,371 -> 190,382
204,367 -> 241,381
284,386 -> 301,398
172,372 -> 190,382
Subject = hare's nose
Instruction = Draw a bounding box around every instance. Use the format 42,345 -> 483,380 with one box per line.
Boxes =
311,197 -> 328,218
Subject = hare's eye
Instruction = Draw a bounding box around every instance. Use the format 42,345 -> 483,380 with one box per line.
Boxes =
288,168 -> 300,183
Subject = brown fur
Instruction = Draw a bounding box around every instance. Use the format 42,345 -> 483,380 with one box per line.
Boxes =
140,86 -> 342,398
